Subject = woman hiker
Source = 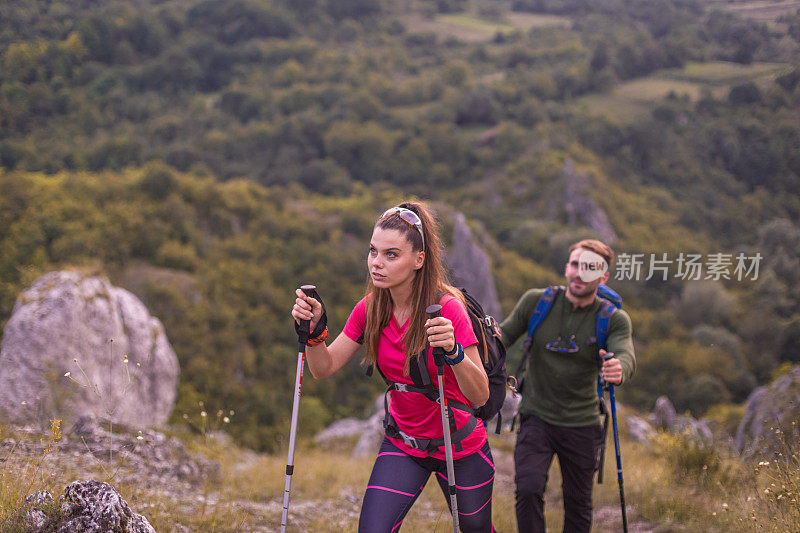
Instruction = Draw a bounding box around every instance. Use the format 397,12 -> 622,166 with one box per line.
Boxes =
291,201 -> 496,532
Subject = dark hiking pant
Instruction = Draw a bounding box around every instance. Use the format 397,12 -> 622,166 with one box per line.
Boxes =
514,413 -> 602,533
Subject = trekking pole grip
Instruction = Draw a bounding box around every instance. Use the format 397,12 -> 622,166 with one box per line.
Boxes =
298,284 -> 316,349
426,304 -> 445,370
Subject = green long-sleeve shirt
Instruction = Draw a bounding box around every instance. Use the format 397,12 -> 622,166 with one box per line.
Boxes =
500,288 -> 636,427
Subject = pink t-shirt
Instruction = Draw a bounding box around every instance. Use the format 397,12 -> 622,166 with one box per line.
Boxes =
343,293 -> 485,460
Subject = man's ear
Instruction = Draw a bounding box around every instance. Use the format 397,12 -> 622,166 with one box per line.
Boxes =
601,271 -> 610,284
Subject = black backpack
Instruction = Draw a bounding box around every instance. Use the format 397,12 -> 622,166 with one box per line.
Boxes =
459,288 -> 508,431
368,288 -> 509,453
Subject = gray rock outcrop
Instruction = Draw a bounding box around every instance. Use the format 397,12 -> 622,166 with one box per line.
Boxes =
447,213 -> 502,318
735,365 -> 800,456
61,480 -> 156,533
17,481 -> 155,533
626,415 -> 657,443
561,160 -> 618,244
649,396 -> 712,444
0,271 -> 179,427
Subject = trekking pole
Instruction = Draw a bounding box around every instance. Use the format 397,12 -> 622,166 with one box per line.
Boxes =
426,304 -> 459,533
602,352 -> 628,533
281,284 -> 316,533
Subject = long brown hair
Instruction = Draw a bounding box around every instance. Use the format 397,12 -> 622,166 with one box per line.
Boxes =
363,201 -> 458,375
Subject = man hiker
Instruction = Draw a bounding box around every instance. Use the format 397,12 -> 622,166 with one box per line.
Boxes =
500,239 -> 636,533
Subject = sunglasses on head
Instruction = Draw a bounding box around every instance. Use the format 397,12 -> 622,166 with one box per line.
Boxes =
379,207 -> 424,250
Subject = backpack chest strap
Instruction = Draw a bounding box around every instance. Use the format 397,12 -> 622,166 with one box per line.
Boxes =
387,381 -> 438,402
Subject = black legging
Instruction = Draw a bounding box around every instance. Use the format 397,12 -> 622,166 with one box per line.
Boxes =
358,436 -> 495,532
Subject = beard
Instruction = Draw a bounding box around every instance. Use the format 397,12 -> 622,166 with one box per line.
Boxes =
567,278 -> 597,298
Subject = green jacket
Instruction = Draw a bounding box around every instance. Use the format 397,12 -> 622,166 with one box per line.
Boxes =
500,288 -> 636,427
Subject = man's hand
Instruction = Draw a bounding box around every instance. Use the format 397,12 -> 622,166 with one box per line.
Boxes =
600,349 -> 622,385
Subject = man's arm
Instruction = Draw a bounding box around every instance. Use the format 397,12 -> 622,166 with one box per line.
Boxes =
606,309 -> 636,385
499,289 -> 544,349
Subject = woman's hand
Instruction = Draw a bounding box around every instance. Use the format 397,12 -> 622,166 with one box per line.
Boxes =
292,288 -> 322,332
425,316 -> 455,353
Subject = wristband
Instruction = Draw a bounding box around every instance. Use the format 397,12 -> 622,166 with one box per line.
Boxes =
443,342 -> 464,366
307,326 -> 328,346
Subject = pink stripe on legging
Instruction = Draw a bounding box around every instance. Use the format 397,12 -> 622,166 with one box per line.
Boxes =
377,451 -> 408,458
477,449 -> 495,469
458,496 -> 492,516
366,485 -> 416,497
436,472 -> 495,490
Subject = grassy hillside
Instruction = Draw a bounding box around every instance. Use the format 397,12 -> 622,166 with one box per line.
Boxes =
1,0 -> 800,453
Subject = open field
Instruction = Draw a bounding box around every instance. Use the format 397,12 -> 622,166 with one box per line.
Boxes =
403,9 -> 571,42
665,61 -> 791,85
707,0 -> 800,24
574,61 -> 791,124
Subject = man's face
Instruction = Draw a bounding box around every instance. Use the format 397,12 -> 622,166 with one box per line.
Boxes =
565,247 -> 609,299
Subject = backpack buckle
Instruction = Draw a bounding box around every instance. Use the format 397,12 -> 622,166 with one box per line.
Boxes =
401,433 -> 420,450
485,315 -> 502,337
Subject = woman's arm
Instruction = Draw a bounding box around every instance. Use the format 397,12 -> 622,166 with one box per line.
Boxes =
426,316 -> 489,406
291,288 -> 361,379
304,333 -> 362,379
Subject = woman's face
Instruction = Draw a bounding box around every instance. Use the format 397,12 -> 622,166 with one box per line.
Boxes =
368,226 -> 424,291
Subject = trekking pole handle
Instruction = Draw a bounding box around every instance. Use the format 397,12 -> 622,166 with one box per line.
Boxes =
297,285 -> 316,348
600,351 -> 615,388
426,304 -> 446,370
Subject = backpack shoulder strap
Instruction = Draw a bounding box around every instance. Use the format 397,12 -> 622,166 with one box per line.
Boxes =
526,286 -> 561,338
594,298 -> 617,353
511,286 -> 562,388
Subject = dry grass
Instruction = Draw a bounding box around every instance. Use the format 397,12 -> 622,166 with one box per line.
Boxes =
2,411 -> 799,532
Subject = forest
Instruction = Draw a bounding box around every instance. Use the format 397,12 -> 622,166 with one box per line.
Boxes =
1,0 -> 799,451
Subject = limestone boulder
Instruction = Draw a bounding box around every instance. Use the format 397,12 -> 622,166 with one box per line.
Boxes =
735,365 -> 800,456
0,271 -> 179,427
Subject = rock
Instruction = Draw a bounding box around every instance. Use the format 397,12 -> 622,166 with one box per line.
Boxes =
735,365 -> 800,456
315,396 -> 384,459
315,417 -> 370,442
447,213 -> 502,319
626,415 -> 657,443
60,480 -> 155,533
561,160 -> 618,244
67,415 -> 221,488
648,396 -> 712,444
351,409 -> 384,459
0,271 -> 179,427
24,490 -> 54,530
651,396 -> 677,431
